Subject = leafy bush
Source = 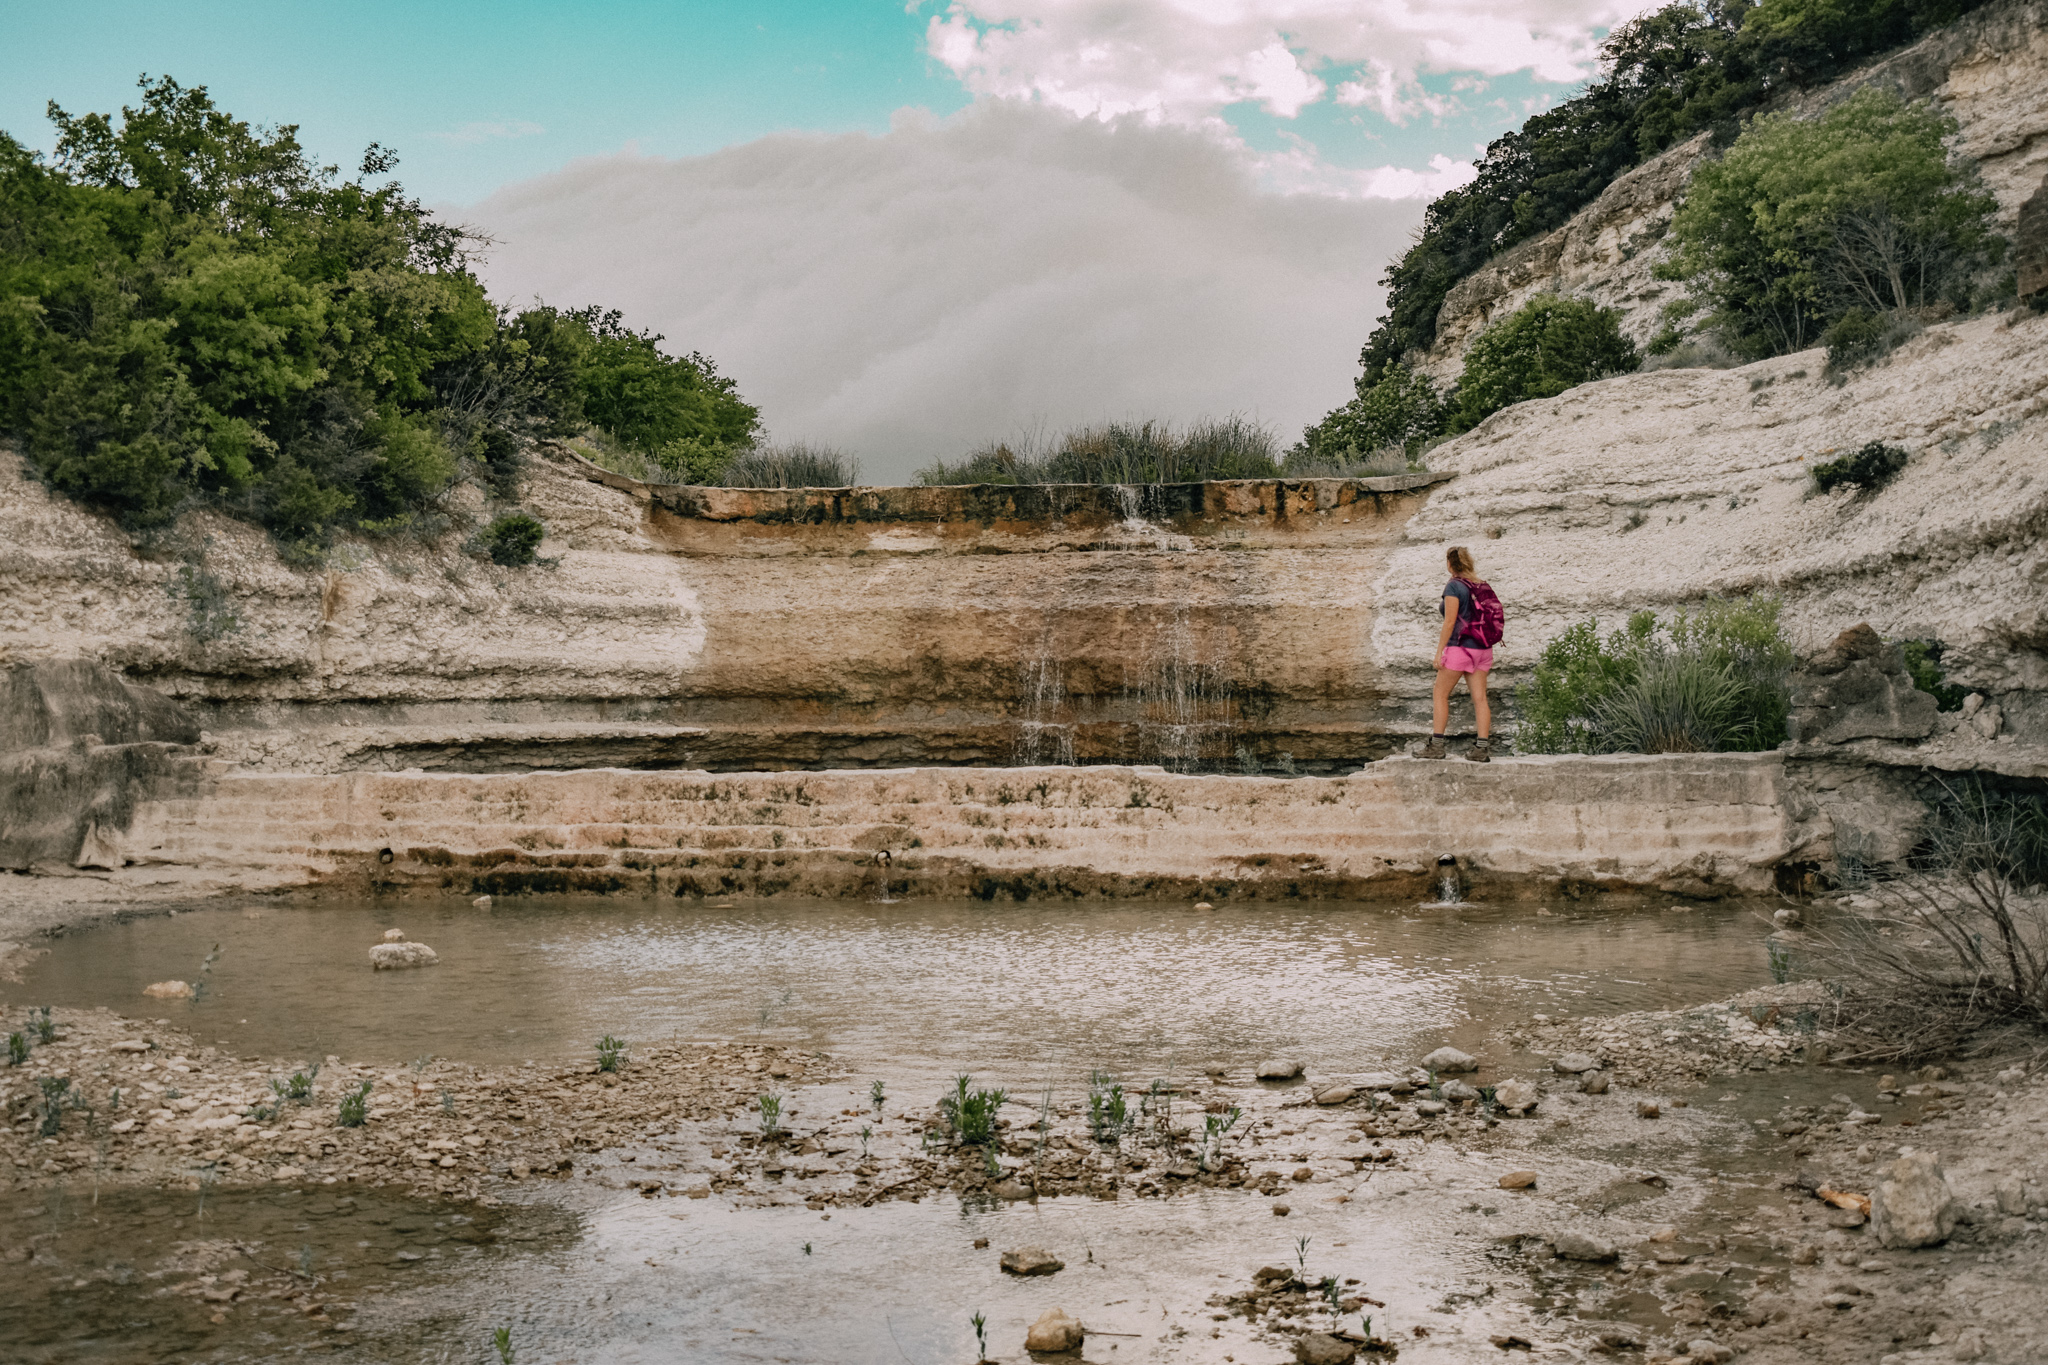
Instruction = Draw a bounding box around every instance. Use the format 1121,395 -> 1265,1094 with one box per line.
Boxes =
474,512 -> 546,566
0,76 -> 756,548
1352,0 -> 1999,391
1448,296 -> 1640,433
1899,638 -> 1967,711
721,442 -> 860,488
1659,87 -> 2003,359
1518,596 -> 1793,754
918,416 -> 1278,486
1811,440 -> 1909,494
1296,363 -> 1445,462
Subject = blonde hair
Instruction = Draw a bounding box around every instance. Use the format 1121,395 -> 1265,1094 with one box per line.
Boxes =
1445,545 -> 1476,578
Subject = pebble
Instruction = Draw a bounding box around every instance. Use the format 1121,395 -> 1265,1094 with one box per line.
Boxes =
1553,1232 -> 1618,1262
1498,1170 -> 1537,1189
1638,1101 -> 1661,1119
1551,1052 -> 1600,1074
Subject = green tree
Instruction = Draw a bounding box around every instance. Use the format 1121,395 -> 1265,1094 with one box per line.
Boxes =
1448,296 -> 1639,432
1659,87 -> 2001,358
1298,363 -> 1445,461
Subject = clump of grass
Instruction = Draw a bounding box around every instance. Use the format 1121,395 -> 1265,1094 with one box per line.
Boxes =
1279,444 -> 1419,478
336,1080 -> 372,1128
493,1325 -> 515,1364
7,1032 -> 28,1066
32,1007 -> 56,1045
758,1092 -> 785,1139
39,1077 -> 72,1137
937,1074 -> 1007,1146
1198,1106 -> 1242,1170
870,1079 -> 886,1115
918,415 -> 1279,486
719,442 -> 859,488
595,1035 -> 628,1073
284,1063 -> 321,1102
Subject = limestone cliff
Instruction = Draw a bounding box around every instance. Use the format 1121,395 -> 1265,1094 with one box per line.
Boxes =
1413,0 -> 2048,383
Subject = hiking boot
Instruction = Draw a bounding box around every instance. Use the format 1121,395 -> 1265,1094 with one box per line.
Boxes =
1420,734 -> 1448,760
1465,737 -> 1493,763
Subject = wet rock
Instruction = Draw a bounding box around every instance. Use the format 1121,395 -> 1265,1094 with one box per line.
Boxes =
990,1178 -> 1033,1201
1024,1307 -> 1086,1352
1421,1047 -> 1477,1073
369,941 -> 439,970
1637,1101 -> 1660,1119
1272,1203 -> 1291,1216
1257,1058 -> 1305,1080
1415,1100 -> 1448,1116
1579,1073 -> 1610,1095
999,1246 -> 1064,1276
1489,1333 -> 1534,1350
1441,1079 -> 1480,1102
382,927 -> 408,942
1313,1084 -> 1357,1105
1554,1232 -> 1618,1262
143,981 -> 193,999
1494,1079 -> 1538,1114
1870,1150 -> 1957,1248
472,895 -> 493,909
1294,1332 -> 1357,1364
1498,1170 -> 1537,1189
1193,901 -> 1215,911
1550,1052 -> 1600,1074
1687,1339 -> 1734,1363
1591,1324 -> 1643,1350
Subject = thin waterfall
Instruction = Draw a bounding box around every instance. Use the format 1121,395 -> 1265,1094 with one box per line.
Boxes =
1014,655 -> 1076,766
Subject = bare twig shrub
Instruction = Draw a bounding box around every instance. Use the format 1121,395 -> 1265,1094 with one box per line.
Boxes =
1821,780 -> 2048,1060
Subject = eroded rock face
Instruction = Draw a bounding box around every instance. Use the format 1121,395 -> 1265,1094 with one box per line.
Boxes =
2019,173 -> 2048,300
1871,1149 -> 1959,1248
1791,624 -> 1939,744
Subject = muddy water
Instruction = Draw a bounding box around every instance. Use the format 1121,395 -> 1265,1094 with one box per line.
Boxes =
10,897 -> 1797,1363
19,898 -> 1774,1089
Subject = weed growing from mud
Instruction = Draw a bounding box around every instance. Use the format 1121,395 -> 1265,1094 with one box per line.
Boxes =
32,1006 -> 55,1044
1087,1070 -> 1132,1145
758,1093 -> 785,1139
938,1074 -> 1007,1145
1295,1236 -> 1311,1272
337,1080 -> 372,1128
492,1326 -> 515,1364
1199,1107 -> 1242,1170
37,1077 -> 71,1136
596,1036 -> 628,1073
284,1063 -> 320,1102
972,1310 -> 990,1361
870,1079 -> 886,1115
802,1241 -> 813,1255
859,1126 -> 872,1160
7,1031 -> 27,1066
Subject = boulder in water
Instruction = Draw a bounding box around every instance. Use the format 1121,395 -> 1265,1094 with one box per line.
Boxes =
1256,1058 -> 1304,1080
370,940 -> 439,970
999,1246 -> 1064,1276
1024,1307 -> 1086,1352
1494,1079 -> 1539,1113
143,980 -> 193,999
1420,1046 -> 1477,1073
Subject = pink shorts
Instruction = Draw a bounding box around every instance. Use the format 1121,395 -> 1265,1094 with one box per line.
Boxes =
1441,645 -> 1493,673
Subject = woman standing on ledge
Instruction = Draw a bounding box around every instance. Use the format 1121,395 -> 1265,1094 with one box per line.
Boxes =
1423,546 -> 1497,762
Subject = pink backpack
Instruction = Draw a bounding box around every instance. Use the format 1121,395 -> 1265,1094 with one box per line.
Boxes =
1464,581 -> 1505,647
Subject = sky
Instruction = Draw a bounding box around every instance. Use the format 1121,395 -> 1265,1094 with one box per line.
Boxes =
2,0 -> 1657,481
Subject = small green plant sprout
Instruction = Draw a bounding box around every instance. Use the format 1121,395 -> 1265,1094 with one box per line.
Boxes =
971,1310 -> 990,1361
38,1076 -> 71,1136
285,1063 -> 321,1102
1767,940 -> 1794,985
492,1325 -> 515,1365
938,1074 -> 1007,1146
410,1053 -> 434,1074
108,1087 -> 122,1111
1320,1275 -> 1342,1313
7,1032 -> 27,1067
1294,1235 -> 1311,1272
1087,1070 -> 1131,1145
802,1241 -> 813,1255
249,1090 -> 284,1124
758,1092 -> 784,1139
869,1079 -> 886,1115
337,1080 -> 372,1128
32,1006 -> 56,1044
439,1088 -> 456,1115
1199,1106 -> 1242,1170
1362,1314 -> 1373,1340
595,1035 -> 627,1073
859,1125 -> 872,1160
983,1145 -> 1003,1180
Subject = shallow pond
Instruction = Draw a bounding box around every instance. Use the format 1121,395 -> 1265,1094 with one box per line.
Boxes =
19,897 -> 1779,1089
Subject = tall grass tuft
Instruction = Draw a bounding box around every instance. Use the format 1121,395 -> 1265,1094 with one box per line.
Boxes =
917,415 -> 1279,486
720,442 -> 859,488
1589,651 -> 1747,753
1279,444 -> 1419,478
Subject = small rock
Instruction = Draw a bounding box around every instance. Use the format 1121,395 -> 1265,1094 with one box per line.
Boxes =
1489,1334 -> 1534,1351
999,1246 -> 1064,1277
1272,1203 -> 1291,1216
1494,1079 -> 1538,1114
369,941 -> 439,970
1421,1047 -> 1477,1073
1825,1208 -> 1867,1229
1551,1053 -> 1600,1075
1292,1166 -> 1314,1182
1993,1177 -> 2028,1216
1593,1325 -> 1643,1349
1580,1073 -> 1610,1095
990,1179 -> 1033,1201
973,1237 -> 989,1249
1313,1085 -> 1357,1105
1294,1331 -> 1358,1364
1821,1292 -> 1856,1309
1193,901 -> 1215,911
1637,1101 -> 1661,1119
1024,1307 -> 1086,1352
382,927 -> 408,942
1415,1100 -> 1448,1116
1687,1339 -> 1734,1363
1498,1170 -> 1537,1190
1257,1058 -> 1305,1080
472,895 -> 492,908
1870,1150 -> 1957,1248
142,981 -> 193,1000
1554,1232 -> 1618,1262
1441,1079 -> 1481,1102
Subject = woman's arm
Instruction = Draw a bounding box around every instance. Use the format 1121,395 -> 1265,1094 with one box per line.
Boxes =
1435,594 -> 1460,669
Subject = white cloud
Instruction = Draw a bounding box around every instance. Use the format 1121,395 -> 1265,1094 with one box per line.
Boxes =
428,120 -> 546,146
468,101 -> 1424,483
924,0 -> 1661,128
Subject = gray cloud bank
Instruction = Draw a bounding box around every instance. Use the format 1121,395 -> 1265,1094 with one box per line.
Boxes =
467,100 -> 1423,483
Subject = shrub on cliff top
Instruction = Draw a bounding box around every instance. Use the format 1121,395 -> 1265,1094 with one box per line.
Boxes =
1447,296 -> 1640,433
918,416 -> 1279,486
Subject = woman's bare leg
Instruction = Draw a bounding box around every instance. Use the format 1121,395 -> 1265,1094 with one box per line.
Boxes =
1470,669 -> 1492,738
1432,668 -> 1462,733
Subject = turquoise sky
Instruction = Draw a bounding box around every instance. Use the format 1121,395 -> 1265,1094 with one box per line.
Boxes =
2,0 -> 1575,204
